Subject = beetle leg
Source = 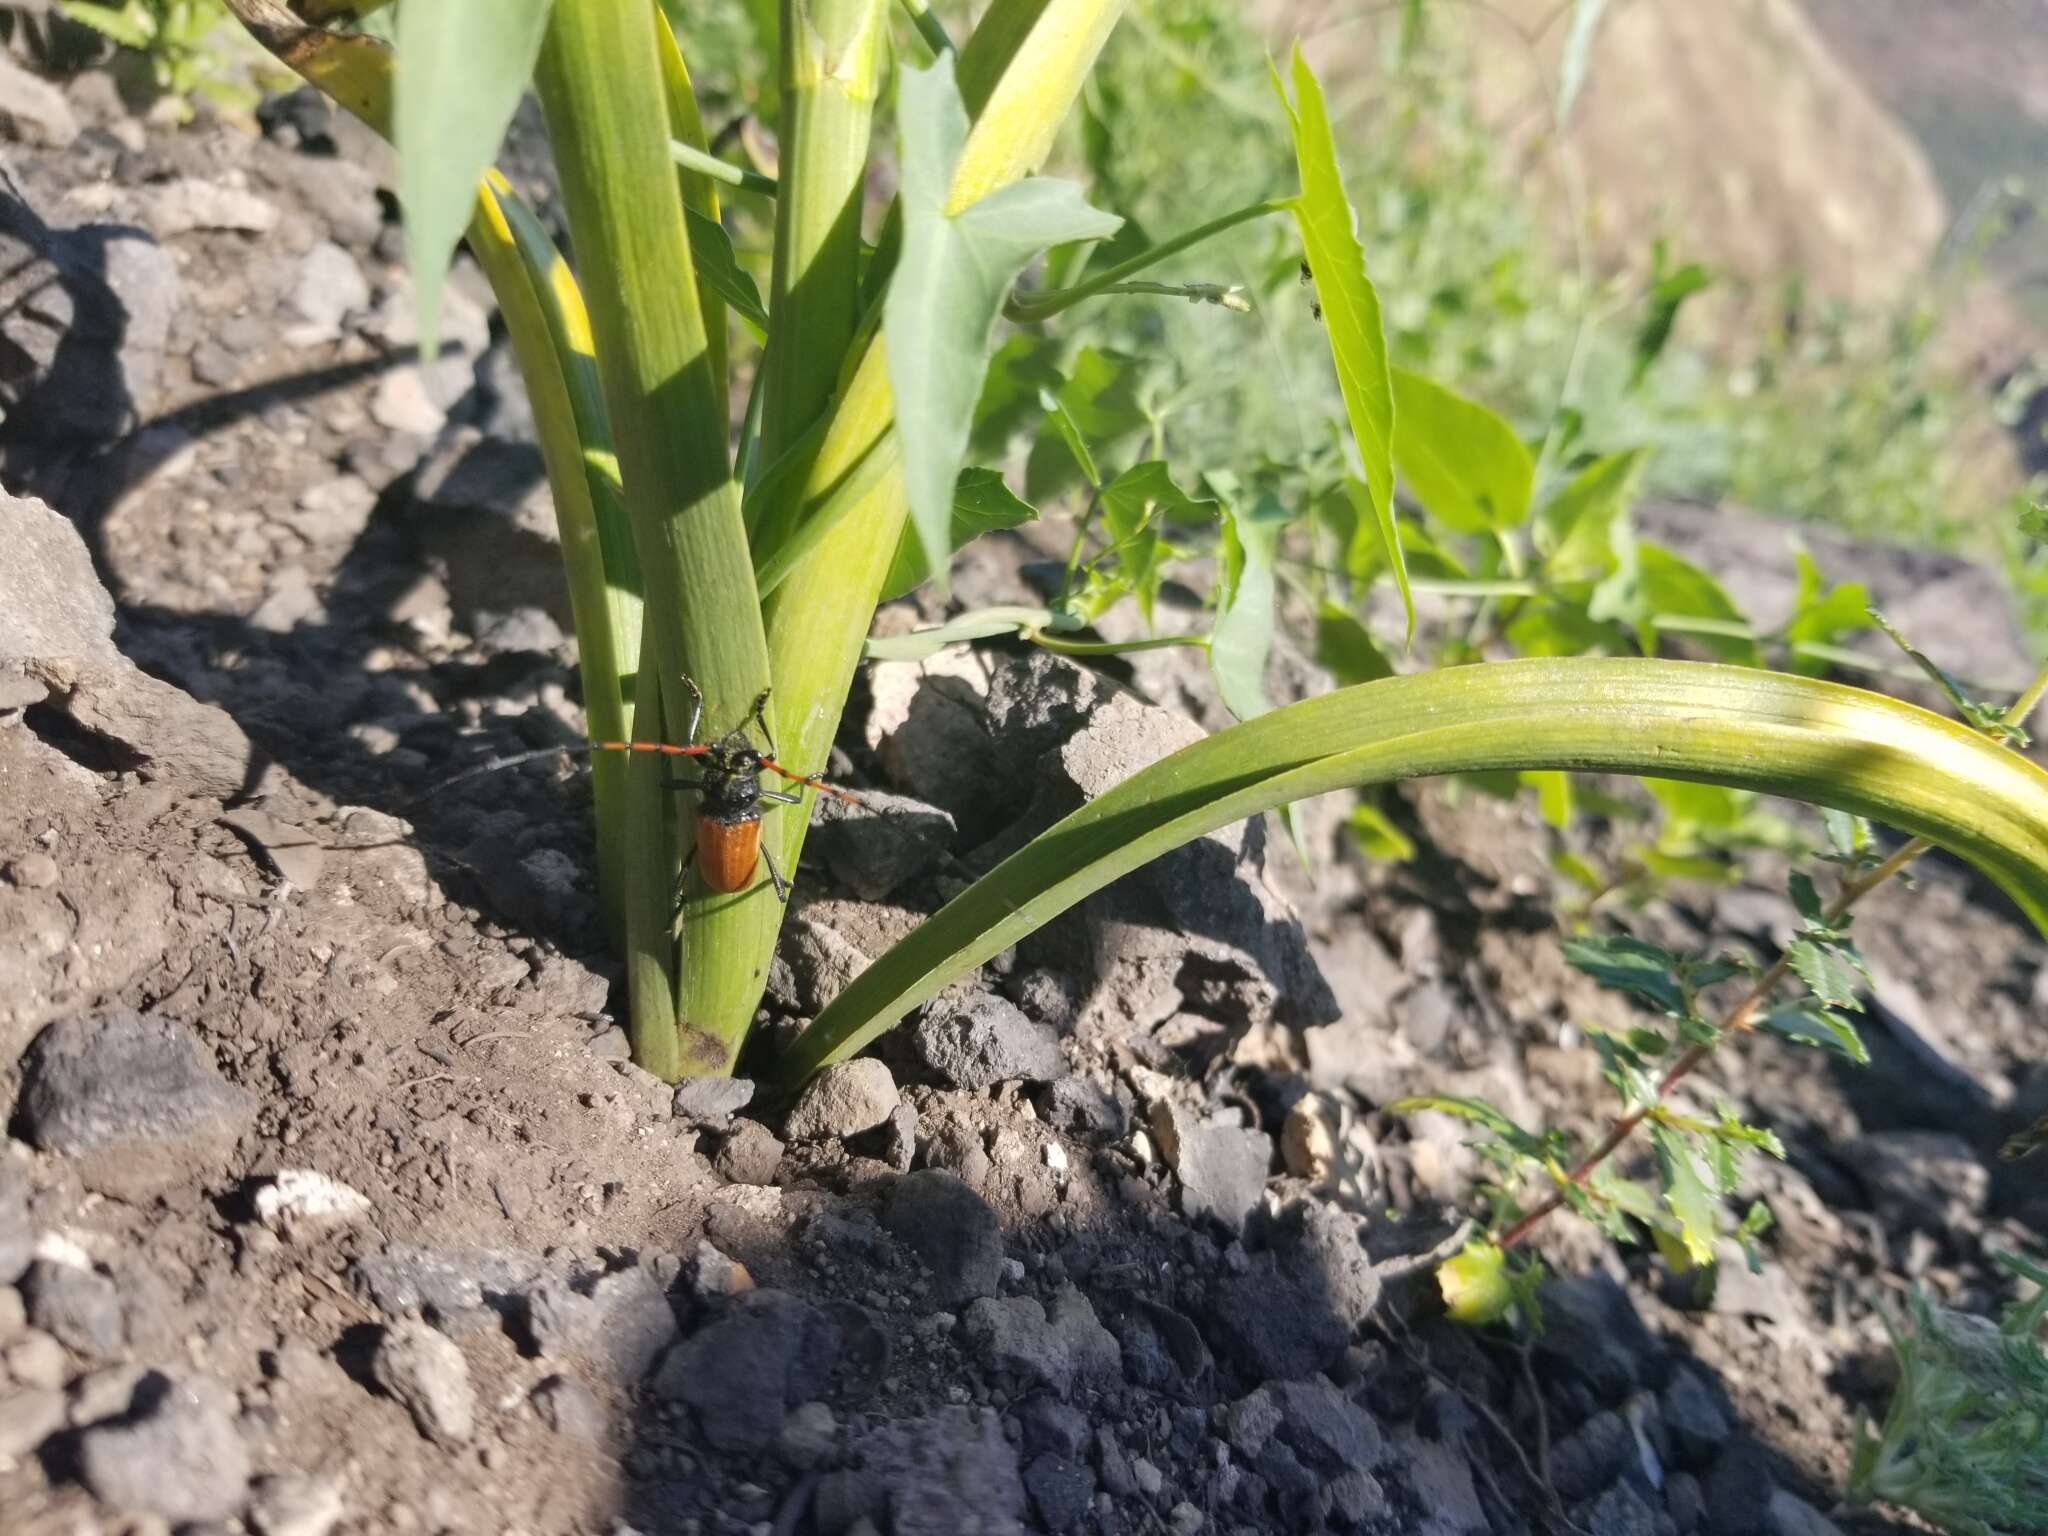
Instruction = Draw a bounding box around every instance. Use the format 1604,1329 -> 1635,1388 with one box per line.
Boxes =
747,689 -> 776,757
673,845 -> 697,908
679,675 -> 704,746
759,842 -> 791,904
757,789 -> 803,806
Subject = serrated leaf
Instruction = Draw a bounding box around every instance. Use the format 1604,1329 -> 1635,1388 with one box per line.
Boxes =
1787,933 -> 1870,1010
1823,807 -> 1872,860
1788,870 -> 1826,926
1651,1123 -> 1720,1267
1389,1094 -> 1541,1156
877,468 -> 1037,601
1212,494 -> 1291,722
886,56 -> 1121,593
1316,604 -> 1394,686
396,0 -> 555,356
1562,933 -> 1688,1016
1272,45 -> 1409,639
1589,1028 -> 1659,1111
1389,367 -> 1534,535
1759,1001 -> 1869,1064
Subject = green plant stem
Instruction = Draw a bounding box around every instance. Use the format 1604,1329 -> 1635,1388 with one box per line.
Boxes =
536,0 -> 775,1076
1498,654 -> 2048,1253
1026,629 -> 1210,656
896,0 -> 953,57
669,138 -> 779,196
1005,196 -> 1288,321
749,0 -> 886,499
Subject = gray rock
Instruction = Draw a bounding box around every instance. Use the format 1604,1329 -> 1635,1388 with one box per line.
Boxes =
672,1076 -> 756,1129
777,1400 -> 838,1469
960,1287 -> 1119,1396
1846,1131 -> 1989,1232
247,1473 -> 346,1536
1324,1467 -> 1391,1525
1038,1075 -> 1127,1138
0,1284 -> 25,1342
883,1169 -> 1003,1307
0,54 -> 78,146
0,1386 -> 64,1458
809,789 -> 958,899
1533,1272 -> 1658,1406
1270,1198 -> 1381,1328
524,1266 -> 677,1385
0,1167 -> 31,1285
77,1374 -> 251,1523
1017,1393 -> 1090,1459
859,1406 -> 1027,1536
1095,1424 -> 1137,1498
910,992 -> 1066,1088
0,190 -> 181,452
351,1246 -> 548,1334
1767,1490 -> 1843,1536
873,1100 -> 919,1172
784,1058 -> 899,1141
714,1120 -> 786,1186
1703,1442 -> 1777,1536
530,1373 -> 606,1442
373,1319 -> 476,1447
1661,1368 -> 1734,1468
1667,1471 -> 1706,1533
1392,1425 -> 1489,1536
1267,1378 -> 1382,1472
652,1289 -> 838,1452
877,675 -> 1006,840
987,653 -> 1340,1034
1151,1102 -> 1270,1228
1024,1452 -> 1095,1533
22,1259 -> 123,1358
1111,1299 -> 1212,1391
286,240 -> 369,341
770,912 -> 874,1014
1203,1263 -> 1350,1381
0,481 -> 122,696
1551,1409 -> 1633,1501
18,1011 -> 255,1193
1572,1480 -> 1664,1536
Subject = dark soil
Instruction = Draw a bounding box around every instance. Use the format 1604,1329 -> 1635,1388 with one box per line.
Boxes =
2,75 -> 2045,1536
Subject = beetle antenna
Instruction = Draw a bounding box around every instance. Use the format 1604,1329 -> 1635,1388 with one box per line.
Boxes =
760,760 -> 860,803
419,739 -> 711,800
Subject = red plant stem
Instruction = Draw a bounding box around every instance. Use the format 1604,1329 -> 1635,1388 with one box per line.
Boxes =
1497,837 -> 1925,1253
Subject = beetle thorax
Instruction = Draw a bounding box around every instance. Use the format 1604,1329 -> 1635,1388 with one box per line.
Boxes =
698,732 -> 765,821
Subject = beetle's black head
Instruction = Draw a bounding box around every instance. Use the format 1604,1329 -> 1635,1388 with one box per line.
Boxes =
696,728 -> 766,820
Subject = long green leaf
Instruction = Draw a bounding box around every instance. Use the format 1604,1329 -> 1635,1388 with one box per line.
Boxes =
1390,367 -> 1534,535
886,54 -> 1122,588
395,0 -> 554,353
1272,42 -> 1409,639
773,658 -> 2048,1085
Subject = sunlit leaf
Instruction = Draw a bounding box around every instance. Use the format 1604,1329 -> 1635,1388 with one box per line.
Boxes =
1524,769 -> 1573,828
1272,44 -> 1409,638
878,468 -> 1037,600
1787,934 -> 1870,1011
1540,450 -> 1645,581
886,55 -> 1120,591
1212,494 -> 1293,721
1651,1122 -> 1719,1267
396,0 -> 554,354
1636,544 -> 1759,666
685,207 -> 769,335
1101,460 -> 1217,536
1347,798 -> 1415,861
1438,1240 -> 1520,1326
1390,367 -> 1534,534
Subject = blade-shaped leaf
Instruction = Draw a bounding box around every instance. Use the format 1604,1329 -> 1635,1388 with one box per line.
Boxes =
1556,0 -> 1610,127
1562,933 -> 1689,1016
1211,494 -> 1291,722
886,55 -> 1121,592
878,468 -> 1037,600
1272,44 -> 1410,639
1390,367 -> 1534,535
396,0 -> 554,354
685,207 -> 769,335
771,658 -> 2048,1085
1630,243 -> 1711,389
